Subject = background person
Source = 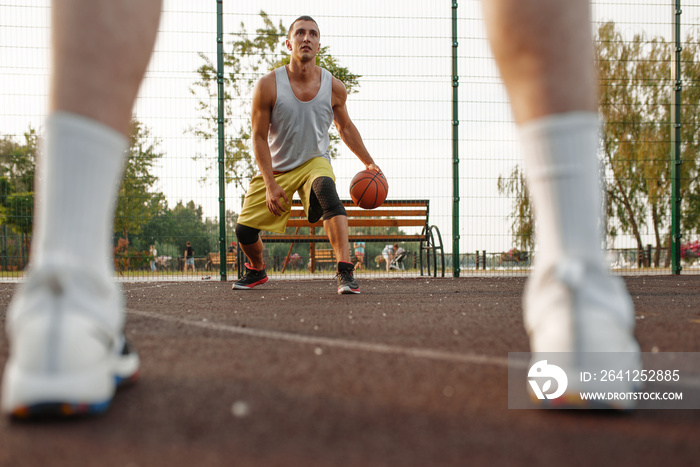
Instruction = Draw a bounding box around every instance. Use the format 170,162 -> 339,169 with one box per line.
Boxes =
184,241 -> 195,273
149,244 -> 157,272
390,245 -> 407,271
353,233 -> 366,270
381,243 -> 397,272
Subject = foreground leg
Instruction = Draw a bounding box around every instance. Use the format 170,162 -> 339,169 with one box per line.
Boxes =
483,0 -> 640,408
2,0 -> 162,418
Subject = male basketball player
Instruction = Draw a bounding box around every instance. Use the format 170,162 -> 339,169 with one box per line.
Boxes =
233,16 -> 381,295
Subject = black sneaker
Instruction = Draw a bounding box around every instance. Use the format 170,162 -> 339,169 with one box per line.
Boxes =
336,261 -> 360,294
232,263 -> 269,290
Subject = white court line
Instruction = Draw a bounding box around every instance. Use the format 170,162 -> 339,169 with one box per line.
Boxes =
128,308 -> 521,369
127,309 -> 700,391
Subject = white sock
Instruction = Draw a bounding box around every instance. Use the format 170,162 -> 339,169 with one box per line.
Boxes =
519,112 -> 605,268
32,112 -> 128,277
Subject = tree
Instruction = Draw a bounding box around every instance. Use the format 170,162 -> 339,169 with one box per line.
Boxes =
675,29 -> 700,247
140,200 -> 214,261
114,118 -> 167,241
0,129 -> 38,268
597,22 -> 700,267
497,22 -> 700,267
0,128 -> 37,195
0,129 -> 38,231
190,11 -> 361,191
4,193 -> 33,234
497,165 -> 533,251
596,22 -> 670,266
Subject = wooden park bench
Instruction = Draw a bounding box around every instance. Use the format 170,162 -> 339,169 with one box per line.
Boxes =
258,199 -> 444,276
308,248 -> 336,268
206,251 -> 237,271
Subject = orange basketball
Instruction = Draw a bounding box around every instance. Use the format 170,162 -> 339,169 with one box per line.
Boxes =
350,170 -> 388,209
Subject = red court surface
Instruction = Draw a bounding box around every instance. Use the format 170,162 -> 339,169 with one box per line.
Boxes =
1,275 -> 699,466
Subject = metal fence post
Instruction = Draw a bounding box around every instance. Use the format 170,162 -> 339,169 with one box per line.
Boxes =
451,1 -> 460,277
671,0 -> 683,275
217,0 -> 227,281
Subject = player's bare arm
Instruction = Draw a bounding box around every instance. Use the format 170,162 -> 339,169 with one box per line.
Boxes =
331,77 -> 381,173
251,72 -> 289,216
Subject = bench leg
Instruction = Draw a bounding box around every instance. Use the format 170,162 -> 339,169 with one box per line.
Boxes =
282,227 -> 300,273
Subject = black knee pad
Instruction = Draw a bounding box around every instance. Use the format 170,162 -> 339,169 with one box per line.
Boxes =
311,176 -> 346,221
235,223 -> 260,245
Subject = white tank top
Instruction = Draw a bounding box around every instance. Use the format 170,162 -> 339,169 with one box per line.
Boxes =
268,66 -> 334,172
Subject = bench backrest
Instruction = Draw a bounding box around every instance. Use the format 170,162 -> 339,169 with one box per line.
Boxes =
209,252 -> 237,262
287,199 -> 428,227
257,199 -> 430,243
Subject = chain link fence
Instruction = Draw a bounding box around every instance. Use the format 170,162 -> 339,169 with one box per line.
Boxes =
1,1 -> 699,280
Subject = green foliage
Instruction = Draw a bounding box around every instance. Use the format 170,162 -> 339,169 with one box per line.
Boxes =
0,177 -> 10,210
0,129 -> 37,194
0,129 -> 38,236
114,118 -> 167,240
139,200 -> 215,259
3,193 -> 33,234
190,11 -> 361,191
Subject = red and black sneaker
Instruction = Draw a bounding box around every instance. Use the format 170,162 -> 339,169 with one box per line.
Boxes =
232,263 -> 269,290
336,261 -> 360,294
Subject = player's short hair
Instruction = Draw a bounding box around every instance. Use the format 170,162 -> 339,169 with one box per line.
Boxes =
288,16 -> 319,39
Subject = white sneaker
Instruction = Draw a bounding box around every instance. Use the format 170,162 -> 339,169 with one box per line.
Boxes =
524,258 -> 641,409
1,263 -> 139,418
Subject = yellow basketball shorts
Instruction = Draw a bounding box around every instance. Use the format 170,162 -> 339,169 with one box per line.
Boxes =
236,157 -> 336,234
